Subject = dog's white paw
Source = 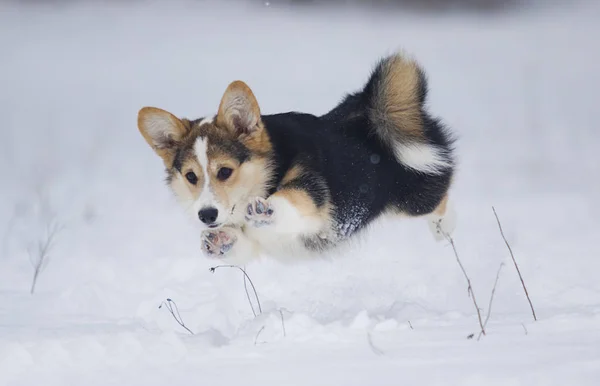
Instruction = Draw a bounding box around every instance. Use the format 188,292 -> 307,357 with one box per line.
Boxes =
428,205 -> 457,242
201,228 -> 237,258
245,197 -> 274,228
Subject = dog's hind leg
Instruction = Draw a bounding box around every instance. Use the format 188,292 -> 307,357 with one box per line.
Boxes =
426,194 -> 457,241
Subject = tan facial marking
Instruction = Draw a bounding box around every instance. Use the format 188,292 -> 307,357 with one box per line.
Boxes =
203,153 -> 241,212
169,158 -> 204,207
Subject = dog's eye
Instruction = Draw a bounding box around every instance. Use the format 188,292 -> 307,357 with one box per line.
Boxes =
185,171 -> 198,185
217,167 -> 233,181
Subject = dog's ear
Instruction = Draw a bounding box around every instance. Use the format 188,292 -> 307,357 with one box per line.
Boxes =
138,107 -> 189,164
216,81 -> 263,140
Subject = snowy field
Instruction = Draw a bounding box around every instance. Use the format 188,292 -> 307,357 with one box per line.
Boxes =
1,1 -> 600,384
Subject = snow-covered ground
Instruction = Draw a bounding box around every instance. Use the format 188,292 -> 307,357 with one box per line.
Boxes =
1,1 -> 599,384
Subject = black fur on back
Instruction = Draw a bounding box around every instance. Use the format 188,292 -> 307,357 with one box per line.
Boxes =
261,54 -> 455,243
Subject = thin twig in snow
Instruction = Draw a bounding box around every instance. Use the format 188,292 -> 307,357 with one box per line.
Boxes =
254,326 -> 265,346
408,321 -> 414,330
279,309 -> 286,337
521,323 -> 528,336
29,218 -> 63,294
159,298 -> 194,335
210,265 -> 262,316
478,262 -> 504,341
367,333 -> 384,356
436,222 -> 486,337
492,207 -> 537,321
243,266 -> 257,317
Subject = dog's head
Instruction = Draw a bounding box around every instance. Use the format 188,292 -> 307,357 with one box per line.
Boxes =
138,81 -> 273,229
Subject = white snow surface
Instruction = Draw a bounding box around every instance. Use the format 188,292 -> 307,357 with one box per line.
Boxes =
1,1 -> 600,385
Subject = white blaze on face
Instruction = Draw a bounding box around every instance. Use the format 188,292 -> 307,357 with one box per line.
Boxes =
193,136 -> 224,224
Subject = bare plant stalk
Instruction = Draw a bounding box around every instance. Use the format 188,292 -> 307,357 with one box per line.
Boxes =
492,207 -> 537,321
408,321 -> 413,330
437,222 -> 486,336
279,309 -> 286,337
31,262 -> 42,294
367,333 -> 384,356
521,323 -> 528,336
243,266 -> 257,317
477,262 -> 504,341
29,219 -> 62,294
159,298 -> 194,335
210,265 -> 262,316
254,326 -> 265,346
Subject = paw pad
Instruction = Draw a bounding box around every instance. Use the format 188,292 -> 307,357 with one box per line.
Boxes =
202,229 -> 236,257
245,197 -> 274,227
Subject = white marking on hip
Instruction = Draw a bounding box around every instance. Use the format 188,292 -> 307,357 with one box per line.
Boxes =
393,142 -> 452,175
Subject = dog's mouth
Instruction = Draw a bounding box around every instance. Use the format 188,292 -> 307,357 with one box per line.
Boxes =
207,223 -> 221,229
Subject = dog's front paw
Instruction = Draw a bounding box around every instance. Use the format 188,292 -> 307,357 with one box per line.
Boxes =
245,197 -> 274,228
201,228 -> 237,258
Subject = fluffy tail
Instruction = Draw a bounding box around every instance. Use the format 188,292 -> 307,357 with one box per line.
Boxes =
326,53 -> 455,175
366,53 -> 454,175
365,54 -> 426,142
369,54 -> 456,175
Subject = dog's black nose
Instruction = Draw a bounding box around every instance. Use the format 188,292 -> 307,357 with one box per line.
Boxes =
198,207 -> 219,225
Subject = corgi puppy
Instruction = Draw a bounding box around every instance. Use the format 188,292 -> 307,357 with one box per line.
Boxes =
137,53 -> 456,264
